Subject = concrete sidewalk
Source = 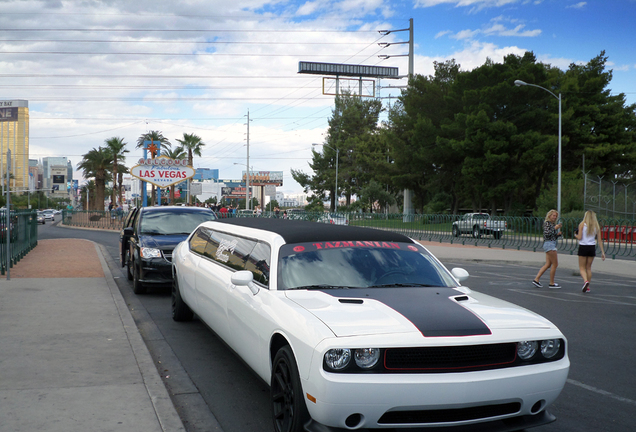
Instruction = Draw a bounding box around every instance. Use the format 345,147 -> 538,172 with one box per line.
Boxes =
0,239 -> 185,432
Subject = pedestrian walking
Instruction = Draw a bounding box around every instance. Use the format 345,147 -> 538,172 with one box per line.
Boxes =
574,210 -> 605,293
532,209 -> 562,289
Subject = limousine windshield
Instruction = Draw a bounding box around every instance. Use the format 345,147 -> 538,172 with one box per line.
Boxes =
277,241 -> 458,290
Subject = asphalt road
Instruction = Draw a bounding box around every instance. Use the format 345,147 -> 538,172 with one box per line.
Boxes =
39,221 -> 636,432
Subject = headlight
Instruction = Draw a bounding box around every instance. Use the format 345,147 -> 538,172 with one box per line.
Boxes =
324,348 -> 351,371
140,247 -> 162,258
354,348 -> 380,369
517,341 -> 538,360
540,339 -> 561,359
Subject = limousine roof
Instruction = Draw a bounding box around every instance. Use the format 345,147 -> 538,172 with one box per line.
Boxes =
213,217 -> 413,245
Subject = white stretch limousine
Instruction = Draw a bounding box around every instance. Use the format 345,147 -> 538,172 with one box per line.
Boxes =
171,218 -> 569,432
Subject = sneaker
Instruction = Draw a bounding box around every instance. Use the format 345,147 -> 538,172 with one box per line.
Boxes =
549,283 -> 561,289
532,279 -> 542,288
582,281 -> 590,293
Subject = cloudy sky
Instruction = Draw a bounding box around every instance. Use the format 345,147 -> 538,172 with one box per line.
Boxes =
1,0 -> 634,195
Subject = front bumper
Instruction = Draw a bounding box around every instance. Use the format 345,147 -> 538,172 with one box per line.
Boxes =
139,258 -> 173,285
304,410 -> 556,432
302,358 -> 569,430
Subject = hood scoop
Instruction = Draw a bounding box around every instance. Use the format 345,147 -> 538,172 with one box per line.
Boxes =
338,298 -> 364,304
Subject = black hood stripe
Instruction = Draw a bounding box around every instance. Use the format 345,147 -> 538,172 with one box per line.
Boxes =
320,288 -> 491,337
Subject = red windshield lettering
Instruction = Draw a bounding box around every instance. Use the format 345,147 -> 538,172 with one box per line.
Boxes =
313,243 -> 323,249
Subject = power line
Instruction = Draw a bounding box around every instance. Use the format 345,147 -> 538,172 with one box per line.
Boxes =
0,28 -> 378,33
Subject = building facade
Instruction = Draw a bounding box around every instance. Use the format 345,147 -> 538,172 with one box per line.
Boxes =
0,100 -> 29,193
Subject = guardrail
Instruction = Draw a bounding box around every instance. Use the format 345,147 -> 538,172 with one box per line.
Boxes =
1,210 -> 39,275
60,209 -> 636,259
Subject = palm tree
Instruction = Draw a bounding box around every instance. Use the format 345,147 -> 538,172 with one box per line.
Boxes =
78,147 -> 112,210
175,133 -> 205,205
163,147 -> 187,204
104,137 -> 129,206
137,130 -> 171,205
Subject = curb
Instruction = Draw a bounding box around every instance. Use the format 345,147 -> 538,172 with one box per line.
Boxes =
95,242 -> 186,432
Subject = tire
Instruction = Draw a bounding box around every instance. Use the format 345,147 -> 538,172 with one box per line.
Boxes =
172,277 -> 193,322
452,225 -> 460,237
493,231 -> 502,240
132,261 -> 147,294
271,346 -> 310,432
472,226 -> 481,238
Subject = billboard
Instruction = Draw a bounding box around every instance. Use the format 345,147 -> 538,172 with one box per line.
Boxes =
242,171 -> 283,186
52,174 -> 65,184
0,107 -> 18,122
298,61 -> 399,78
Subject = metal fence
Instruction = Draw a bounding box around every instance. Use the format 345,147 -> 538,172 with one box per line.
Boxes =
1,210 -> 39,275
585,174 -> 636,220
60,209 -> 636,259
62,209 -> 126,231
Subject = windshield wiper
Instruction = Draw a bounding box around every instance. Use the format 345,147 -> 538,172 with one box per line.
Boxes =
367,283 -> 439,288
289,285 -> 356,290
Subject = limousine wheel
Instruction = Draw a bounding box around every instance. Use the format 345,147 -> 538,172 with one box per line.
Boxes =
132,262 -> 147,295
172,278 -> 193,322
271,346 -> 309,432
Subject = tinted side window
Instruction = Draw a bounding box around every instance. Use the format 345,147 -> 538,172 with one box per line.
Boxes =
244,242 -> 271,286
189,227 -> 210,255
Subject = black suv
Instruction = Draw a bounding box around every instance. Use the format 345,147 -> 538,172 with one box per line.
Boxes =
120,206 -> 217,294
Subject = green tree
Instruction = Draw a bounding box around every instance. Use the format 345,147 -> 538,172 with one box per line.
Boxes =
293,92 -> 384,210
78,148 -> 112,210
104,137 -> 129,206
358,180 -> 395,212
175,133 -> 205,205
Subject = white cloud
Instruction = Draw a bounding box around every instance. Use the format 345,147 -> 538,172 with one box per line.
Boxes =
414,0 -> 520,10
566,2 -> 587,9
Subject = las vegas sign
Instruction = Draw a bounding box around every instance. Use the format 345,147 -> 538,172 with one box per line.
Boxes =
130,155 -> 195,188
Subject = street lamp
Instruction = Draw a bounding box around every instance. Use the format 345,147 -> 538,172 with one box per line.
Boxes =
313,143 -> 339,211
515,79 -> 562,218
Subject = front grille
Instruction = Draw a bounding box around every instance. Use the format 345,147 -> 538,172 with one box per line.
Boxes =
162,250 -> 173,261
384,343 -> 517,372
378,402 -> 521,424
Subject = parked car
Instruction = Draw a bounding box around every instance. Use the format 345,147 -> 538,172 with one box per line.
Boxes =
120,206 -> 217,294
318,212 -> 349,225
171,218 -> 569,432
452,212 -> 507,239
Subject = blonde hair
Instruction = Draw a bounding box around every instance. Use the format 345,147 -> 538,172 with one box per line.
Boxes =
544,209 -> 558,222
582,210 -> 601,236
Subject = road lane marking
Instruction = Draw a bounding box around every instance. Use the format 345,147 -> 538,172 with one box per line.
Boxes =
567,379 -> 636,406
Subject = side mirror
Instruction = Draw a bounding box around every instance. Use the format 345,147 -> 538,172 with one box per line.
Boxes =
123,227 -> 134,236
451,267 -> 470,283
231,270 -> 259,295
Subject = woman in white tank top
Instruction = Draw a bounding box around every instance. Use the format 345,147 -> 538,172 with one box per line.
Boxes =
574,210 -> 605,293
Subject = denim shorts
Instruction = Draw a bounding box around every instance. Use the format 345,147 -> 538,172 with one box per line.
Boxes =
543,240 -> 558,252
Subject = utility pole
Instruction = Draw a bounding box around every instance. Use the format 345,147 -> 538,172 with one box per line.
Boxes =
379,18 -> 415,220
246,110 -> 251,210
5,150 -> 11,280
